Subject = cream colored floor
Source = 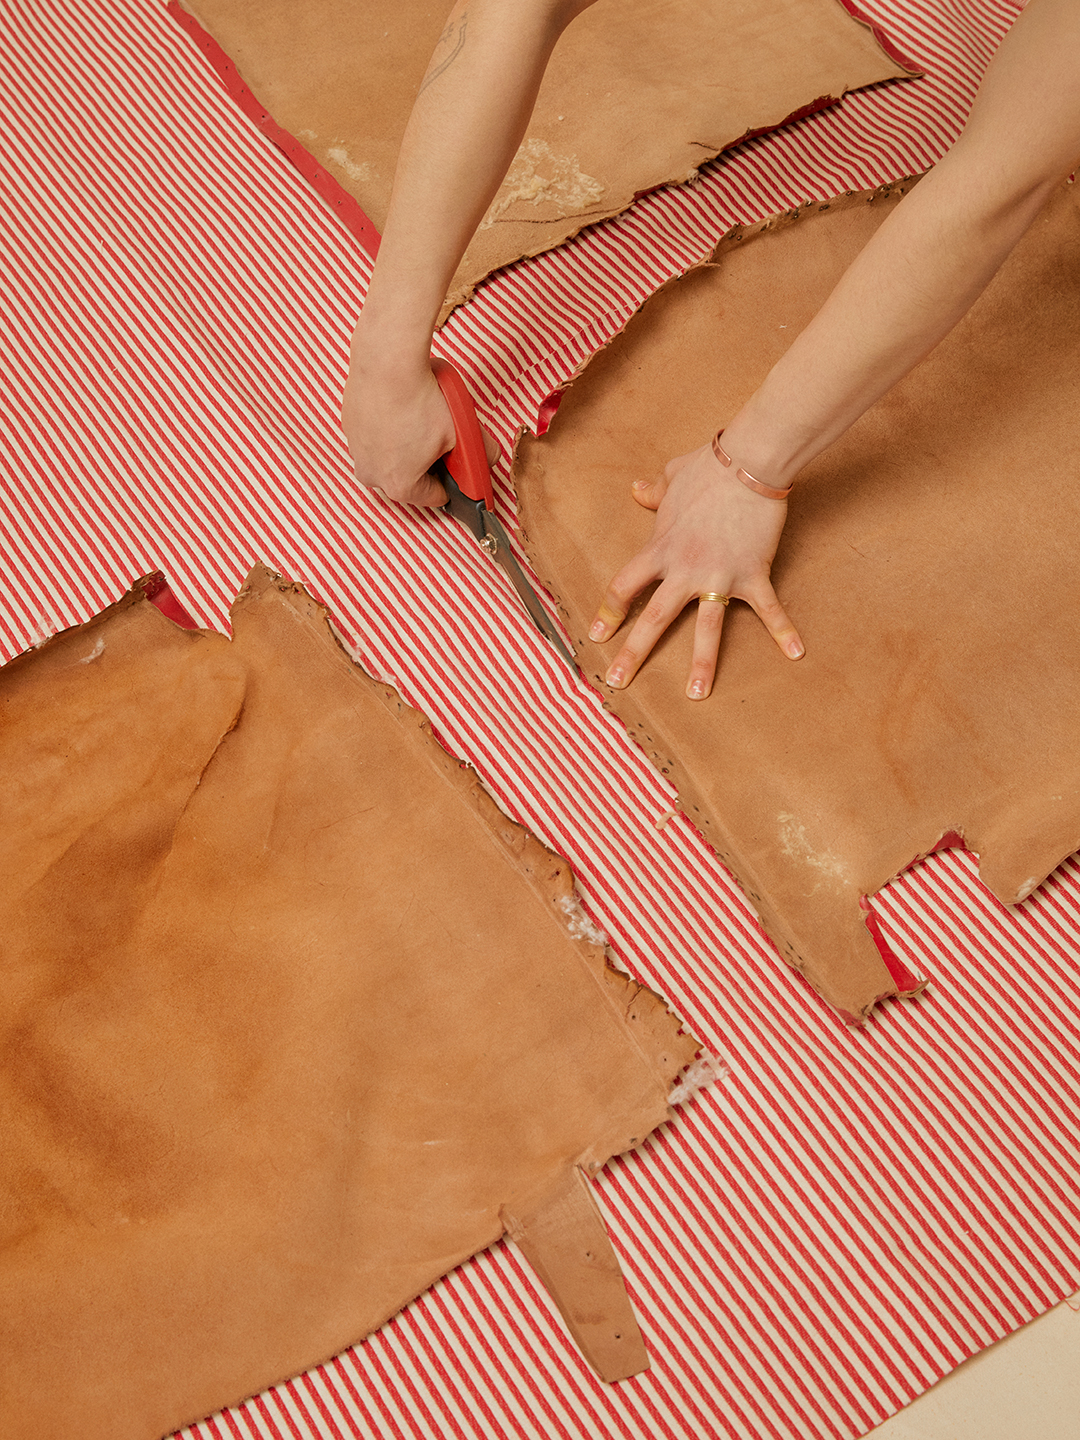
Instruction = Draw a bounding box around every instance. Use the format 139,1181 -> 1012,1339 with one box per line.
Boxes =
869,1295 -> 1080,1439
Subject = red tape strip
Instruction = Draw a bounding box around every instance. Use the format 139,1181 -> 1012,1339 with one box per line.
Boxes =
835,0 -> 923,73
138,571 -> 200,629
166,1 -> 382,262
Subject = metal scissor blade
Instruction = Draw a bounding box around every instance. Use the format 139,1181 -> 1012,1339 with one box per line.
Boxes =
479,509 -> 579,673
438,464 -> 578,675
439,461 -> 488,546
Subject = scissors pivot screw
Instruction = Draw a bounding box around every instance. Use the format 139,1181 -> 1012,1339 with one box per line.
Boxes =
479,534 -> 499,558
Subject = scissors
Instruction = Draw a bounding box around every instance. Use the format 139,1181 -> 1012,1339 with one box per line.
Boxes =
165,4 -> 576,674
430,358 -> 577,674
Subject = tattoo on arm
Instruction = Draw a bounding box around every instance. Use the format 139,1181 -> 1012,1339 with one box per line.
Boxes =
420,12 -> 468,94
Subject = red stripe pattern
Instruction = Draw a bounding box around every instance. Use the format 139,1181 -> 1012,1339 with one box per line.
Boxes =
3,2 -> 1078,1438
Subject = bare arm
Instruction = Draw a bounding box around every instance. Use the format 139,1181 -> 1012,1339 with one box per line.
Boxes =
594,0 -> 1080,698
720,0 -> 1080,490
343,0 -> 598,506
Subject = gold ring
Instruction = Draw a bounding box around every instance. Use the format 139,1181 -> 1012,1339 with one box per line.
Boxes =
698,593 -> 730,606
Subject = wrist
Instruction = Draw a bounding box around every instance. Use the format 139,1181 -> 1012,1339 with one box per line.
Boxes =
350,312 -> 434,382
718,382 -> 838,491
351,281 -> 442,375
712,432 -> 792,500
714,417 -> 805,492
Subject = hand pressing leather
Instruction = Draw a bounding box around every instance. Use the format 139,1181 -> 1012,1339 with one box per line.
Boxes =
588,442 -> 805,700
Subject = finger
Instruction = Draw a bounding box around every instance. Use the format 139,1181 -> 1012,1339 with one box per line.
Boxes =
413,470 -> 449,507
630,471 -> 670,512
686,596 -> 727,699
742,577 -> 804,660
370,470 -> 448,508
604,579 -> 690,689
480,423 -> 503,470
588,547 -> 662,643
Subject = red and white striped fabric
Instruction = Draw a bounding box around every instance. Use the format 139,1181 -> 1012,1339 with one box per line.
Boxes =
3,2 -> 1078,1437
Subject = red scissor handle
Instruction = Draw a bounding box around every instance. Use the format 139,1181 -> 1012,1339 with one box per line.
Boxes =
432,358 -> 495,511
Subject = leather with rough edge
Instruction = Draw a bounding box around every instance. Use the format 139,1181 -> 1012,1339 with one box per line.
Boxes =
179,0 -> 912,319
514,181 -> 1080,1020
0,567 -> 698,1437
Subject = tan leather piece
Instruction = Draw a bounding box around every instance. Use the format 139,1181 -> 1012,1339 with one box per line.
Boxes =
501,1165 -> 649,1383
514,180 -> 1080,1021
0,568 -> 698,1438
179,0 -> 912,319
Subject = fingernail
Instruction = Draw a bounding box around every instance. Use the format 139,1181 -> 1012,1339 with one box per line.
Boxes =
688,681 -> 706,699
788,639 -> 804,659
632,478 -> 650,491
589,620 -> 606,641
606,668 -> 624,687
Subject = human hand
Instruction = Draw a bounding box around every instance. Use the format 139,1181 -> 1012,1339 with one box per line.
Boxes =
341,350 -> 500,508
588,443 -> 805,699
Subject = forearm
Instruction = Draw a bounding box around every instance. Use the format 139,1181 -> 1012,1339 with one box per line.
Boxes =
720,0 -> 1080,488
723,165 -> 1058,485
353,0 -> 596,372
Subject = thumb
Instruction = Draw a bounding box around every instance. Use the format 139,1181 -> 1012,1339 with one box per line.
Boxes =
480,422 -> 503,471
631,473 -> 668,511
412,469 -> 449,507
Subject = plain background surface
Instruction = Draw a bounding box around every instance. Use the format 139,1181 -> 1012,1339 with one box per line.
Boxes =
870,1298 -> 1080,1439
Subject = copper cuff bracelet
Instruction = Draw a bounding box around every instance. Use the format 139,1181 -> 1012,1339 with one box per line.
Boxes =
712,431 -> 792,500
